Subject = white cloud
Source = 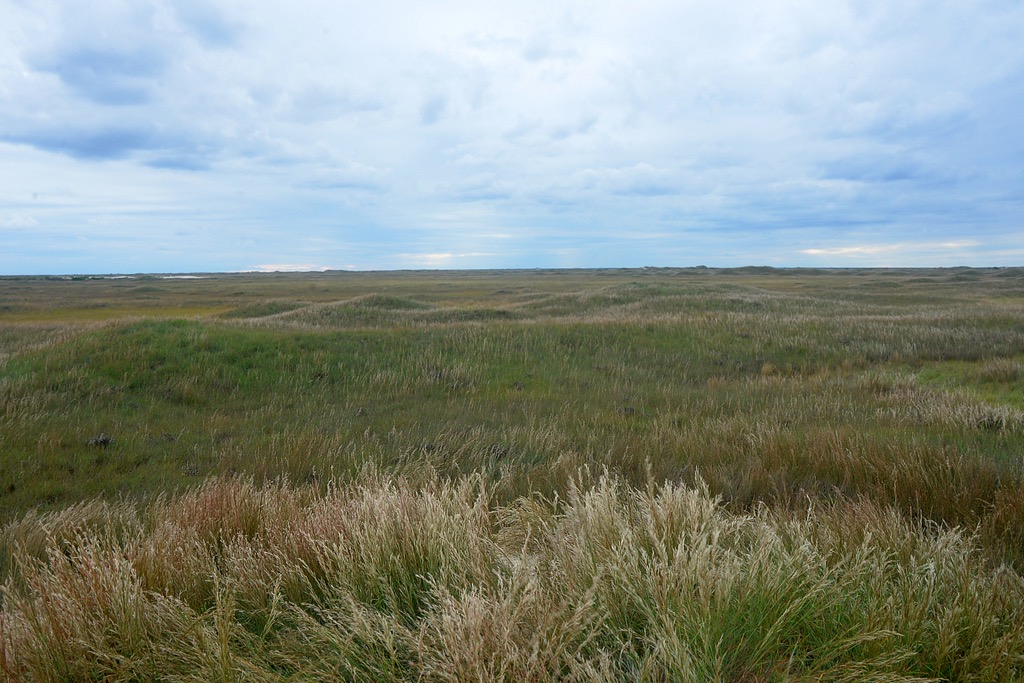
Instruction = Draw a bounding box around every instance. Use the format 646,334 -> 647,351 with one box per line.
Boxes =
247,264 -> 333,273
0,213 -> 38,228
801,240 -> 981,257
396,252 -> 497,268
801,244 -> 904,256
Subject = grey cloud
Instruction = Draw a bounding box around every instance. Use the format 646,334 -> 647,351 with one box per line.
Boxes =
520,33 -> 578,63
568,164 -> 678,198
17,1 -> 245,114
3,117 -> 229,170
420,95 -> 447,125
501,115 -> 598,148
549,116 -> 596,141
33,45 -> 168,106
461,29 -> 578,64
820,155 -> 927,184
171,0 -> 242,48
853,108 -> 974,148
295,178 -> 383,192
145,155 -> 210,171
285,85 -> 383,123
6,127 -> 155,160
291,161 -> 389,193
438,175 -> 516,202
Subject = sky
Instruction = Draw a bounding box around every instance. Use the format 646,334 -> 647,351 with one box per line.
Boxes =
1,0 -> 1023,274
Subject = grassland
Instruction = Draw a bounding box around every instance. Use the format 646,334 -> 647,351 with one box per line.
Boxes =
2,267 -> 1024,681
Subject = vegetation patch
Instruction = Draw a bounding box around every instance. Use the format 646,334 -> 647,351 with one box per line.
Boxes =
917,358 -> 1024,411
218,300 -> 307,319
4,474 -> 1024,682
2,267 -> 1024,678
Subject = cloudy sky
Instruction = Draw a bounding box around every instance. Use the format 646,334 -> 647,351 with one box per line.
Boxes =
1,0 -> 1022,274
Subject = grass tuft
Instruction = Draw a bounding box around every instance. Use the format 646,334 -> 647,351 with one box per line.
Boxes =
4,475 -> 1024,681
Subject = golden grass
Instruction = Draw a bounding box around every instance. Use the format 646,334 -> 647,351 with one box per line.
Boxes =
3,474 -> 1024,681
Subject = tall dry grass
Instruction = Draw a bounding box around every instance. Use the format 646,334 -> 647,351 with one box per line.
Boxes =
4,473 -> 1024,682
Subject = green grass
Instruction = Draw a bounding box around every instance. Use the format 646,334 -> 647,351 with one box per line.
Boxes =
916,358 -> 1024,410
2,267 -> 1024,680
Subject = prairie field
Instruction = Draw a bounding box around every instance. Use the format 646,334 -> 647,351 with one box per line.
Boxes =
2,267 -> 1024,681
